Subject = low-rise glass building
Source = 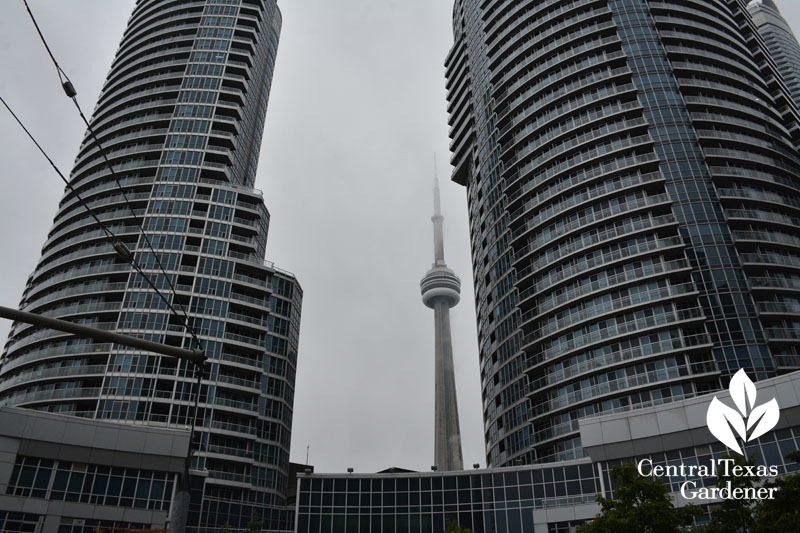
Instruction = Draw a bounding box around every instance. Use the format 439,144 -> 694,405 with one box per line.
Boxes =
0,407 -> 189,532
295,371 -> 800,533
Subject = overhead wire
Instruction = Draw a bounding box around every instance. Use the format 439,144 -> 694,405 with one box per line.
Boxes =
21,0 -> 203,352
0,95 -> 203,352
18,4 -> 207,490
22,0 -> 71,87
0,95 -> 114,241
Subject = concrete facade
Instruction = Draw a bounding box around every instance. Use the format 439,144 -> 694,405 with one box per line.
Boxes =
0,407 -> 189,531
581,369 -> 800,461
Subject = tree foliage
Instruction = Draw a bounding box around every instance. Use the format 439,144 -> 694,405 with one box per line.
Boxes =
443,518 -> 471,532
751,451 -> 800,533
583,452 -> 800,533
246,514 -> 263,533
577,462 -> 701,533
696,454 -> 758,533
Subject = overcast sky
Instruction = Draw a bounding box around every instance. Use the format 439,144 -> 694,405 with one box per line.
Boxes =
1,0 -> 800,475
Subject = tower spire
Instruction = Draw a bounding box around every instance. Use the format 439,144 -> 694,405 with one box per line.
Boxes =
432,158 -> 446,265
420,163 -> 464,471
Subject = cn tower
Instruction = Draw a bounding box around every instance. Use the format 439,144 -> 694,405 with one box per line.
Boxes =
420,173 -> 464,471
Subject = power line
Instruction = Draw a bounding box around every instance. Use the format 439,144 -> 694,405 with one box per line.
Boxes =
0,95 -> 113,241
22,0 -> 72,90
0,94 -> 202,352
21,0 -> 202,351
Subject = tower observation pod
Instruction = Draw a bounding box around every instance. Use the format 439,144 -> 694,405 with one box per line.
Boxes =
420,175 -> 464,471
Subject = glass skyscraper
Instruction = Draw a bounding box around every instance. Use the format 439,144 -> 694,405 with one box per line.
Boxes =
748,0 -> 800,109
0,0 -> 300,529
446,0 -> 800,467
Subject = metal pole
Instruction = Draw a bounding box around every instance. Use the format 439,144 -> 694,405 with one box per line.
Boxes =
0,304 -> 206,533
0,305 -> 205,365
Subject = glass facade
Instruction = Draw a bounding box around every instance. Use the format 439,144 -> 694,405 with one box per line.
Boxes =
0,0 -> 300,529
446,0 -> 800,467
7,456 -> 175,512
296,462 -> 601,533
748,0 -> 800,110
296,373 -> 800,533
295,415 -> 800,532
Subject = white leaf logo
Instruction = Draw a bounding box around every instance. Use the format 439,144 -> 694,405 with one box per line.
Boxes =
705,369 -> 780,455
729,368 -> 757,416
707,397 -> 746,455
747,398 -> 780,442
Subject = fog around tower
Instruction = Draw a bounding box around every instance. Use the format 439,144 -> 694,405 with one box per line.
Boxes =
1,0 -> 800,475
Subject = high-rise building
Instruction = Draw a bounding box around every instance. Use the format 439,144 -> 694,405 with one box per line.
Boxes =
0,0 -> 301,529
420,175 -> 464,471
748,0 -> 800,109
446,0 -> 800,467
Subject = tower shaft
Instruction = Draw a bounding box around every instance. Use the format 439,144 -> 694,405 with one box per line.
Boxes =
433,302 -> 463,471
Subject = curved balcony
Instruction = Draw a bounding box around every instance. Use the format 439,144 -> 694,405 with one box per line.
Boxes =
513,191 -> 669,247
23,282 -> 127,313
0,386 -> 101,408
496,53 -> 629,125
214,396 -> 258,414
524,282 -> 698,344
528,306 -> 706,366
31,244 -> 119,284
494,33 -> 622,107
123,2 -> 205,46
683,94 -> 783,128
511,169 -> 660,233
758,301 -> 800,315
530,365 -> 695,419
734,229 -> 800,249
530,258 -> 690,316
698,126 -> 797,164
749,276 -> 800,292
0,364 -> 107,395
5,322 -> 117,357
487,0 -> 608,59
209,420 -> 259,440
530,332 -> 713,391
24,263 -> 131,302
0,343 -> 112,376
217,373 -> 261,393
740,252 -> 800,271
764,327 -> 800,342
506,117 -> 648,182
503,99 -> 643,174
505,132 -> 652,205
517,234 -> 685,300
515,214 -> 677,278
496,10 -> 615,71
72,141 -> 165,179
660,31 -> 760,73
11,302 -> 122,341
